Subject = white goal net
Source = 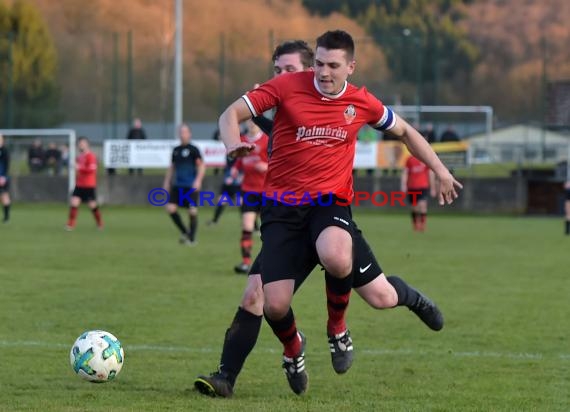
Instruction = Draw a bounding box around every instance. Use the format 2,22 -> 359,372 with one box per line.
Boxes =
0,129 -> 77,195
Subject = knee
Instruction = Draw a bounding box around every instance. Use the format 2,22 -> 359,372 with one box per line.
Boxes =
320,249 -> 352,277
368,288 -> 398,309
358,276 -> 399,309
241,285 -> 264,315
263,299 -> 289,320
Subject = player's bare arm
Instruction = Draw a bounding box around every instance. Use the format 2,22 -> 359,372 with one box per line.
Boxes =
219,99 -> 256,158
162,164 -> 173,191
386,113 -> 463,205
193,158 -> 206,190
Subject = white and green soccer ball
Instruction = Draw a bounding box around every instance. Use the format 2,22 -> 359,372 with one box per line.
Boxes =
70,330 -> 124,382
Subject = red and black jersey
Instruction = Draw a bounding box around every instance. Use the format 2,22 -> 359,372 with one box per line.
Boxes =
243,71 -> 395,202
76,151 -> 97,188
234,132 -> 269,193
405,156 -> 430,189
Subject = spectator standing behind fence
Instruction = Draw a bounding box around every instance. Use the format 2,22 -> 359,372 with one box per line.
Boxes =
421,123 -> 437,144
440,125 -> 460,142
28,139 -> 45,173
60,144 -> 69,175
45,142 -> 62,176
127,118 -> 147,176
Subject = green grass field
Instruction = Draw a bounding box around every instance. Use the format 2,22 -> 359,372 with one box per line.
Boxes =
1,205 -> 568,411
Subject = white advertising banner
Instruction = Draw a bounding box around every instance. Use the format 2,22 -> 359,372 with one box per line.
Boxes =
104,139 -> 377,169
103,140 -> 227,168
353,141 -> 378,169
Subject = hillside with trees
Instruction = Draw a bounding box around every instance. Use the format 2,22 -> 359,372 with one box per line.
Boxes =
2,0 -> 569,127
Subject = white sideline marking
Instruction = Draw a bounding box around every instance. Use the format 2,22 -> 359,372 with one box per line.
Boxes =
0,340 -> 568,361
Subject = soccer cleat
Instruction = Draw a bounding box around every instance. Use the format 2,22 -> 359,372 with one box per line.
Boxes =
179,234 -> 197,246
409,289 -> 444,331
194,371 -> 234,398
64,225 -> 74,231
282,332 -> 308,395
328,330 -> 353,374
206,220 -> 217,226
234,262 -> 250,274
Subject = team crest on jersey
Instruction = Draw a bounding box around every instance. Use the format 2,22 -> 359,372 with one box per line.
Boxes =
344,105 -> 356,124
181,148 -> 190,157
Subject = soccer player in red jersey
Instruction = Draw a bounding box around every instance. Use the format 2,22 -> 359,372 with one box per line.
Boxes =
401,154 -> 436,231
195,32 -> 460,396
65,137 -> 103,231
232,119 -> 269,274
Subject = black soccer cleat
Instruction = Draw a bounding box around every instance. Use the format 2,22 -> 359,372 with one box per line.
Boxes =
234,262 -> 250,274
282,332 -> 308,395
194,371 -> 234,398
328,329 -> 353,374
409,289 -> 444,331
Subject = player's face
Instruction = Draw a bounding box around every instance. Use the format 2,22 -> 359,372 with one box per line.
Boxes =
273,53 -> 305,77
78,139 -> 88,152
314,47 -> 355,95
179,125 -> 191,144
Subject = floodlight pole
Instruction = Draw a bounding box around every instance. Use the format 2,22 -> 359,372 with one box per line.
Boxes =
173,0 -> 183,138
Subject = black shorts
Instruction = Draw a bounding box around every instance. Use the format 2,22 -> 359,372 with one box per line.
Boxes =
241,192 -> 263,214
259,195 -> 354,285
72,187 -> 96,202
169,186 -> 199,208
566,189 -> 570,201
351,225 -> 383,288
250,248 -> 318,293
220,184 -> 240,199
407,188 -> 429,205
250,223 -> 382,289
0,178 -> 9,193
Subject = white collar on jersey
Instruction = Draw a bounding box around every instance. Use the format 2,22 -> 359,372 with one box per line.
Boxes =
313,76 -> 348,99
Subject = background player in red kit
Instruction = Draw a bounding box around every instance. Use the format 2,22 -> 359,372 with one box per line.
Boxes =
232,119 -> 269,274
65,137 -> 103,231
401,154 -> 436,231
218,30 -> 462,395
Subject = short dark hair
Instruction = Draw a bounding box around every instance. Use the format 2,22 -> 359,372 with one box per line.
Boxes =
78,136 -> 89,143
272,40 -> 314,69
316,30 -> 355,60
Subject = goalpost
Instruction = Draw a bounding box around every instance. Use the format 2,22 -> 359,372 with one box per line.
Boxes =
394,105 -> 494,146
0,129 -> 77,194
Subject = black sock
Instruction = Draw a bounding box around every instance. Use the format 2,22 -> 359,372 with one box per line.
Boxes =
212,205 -> 225,223
411,211 -> 418,223
325,271 -> 353,295
169,212 -> 187,234
3,204 -> 9,221
566,220 -> 570,235
387,275 -> 420,307
264,307 -> 301,358
189,215 -> 198,241
219,307 -> 263,386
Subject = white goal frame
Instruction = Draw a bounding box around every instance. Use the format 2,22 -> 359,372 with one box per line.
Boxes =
0,129 -> 77,193
394,105 -> 494,147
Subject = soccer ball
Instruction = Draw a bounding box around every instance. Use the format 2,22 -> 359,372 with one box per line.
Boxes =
70,330 -> 125,382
